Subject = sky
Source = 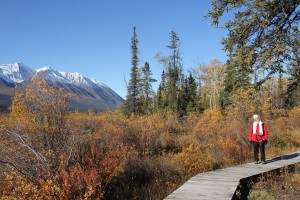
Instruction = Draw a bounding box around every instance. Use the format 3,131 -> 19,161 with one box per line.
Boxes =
0,0 -> 229,98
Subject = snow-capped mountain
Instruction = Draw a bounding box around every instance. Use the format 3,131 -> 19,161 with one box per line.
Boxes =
0,62 -> 36,83
0,63 -> 124,112
36,67 -> 109,89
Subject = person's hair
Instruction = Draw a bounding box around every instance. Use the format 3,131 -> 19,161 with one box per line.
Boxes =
253,114 -> 260,120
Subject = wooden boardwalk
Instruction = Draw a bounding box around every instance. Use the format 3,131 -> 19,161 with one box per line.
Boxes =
164,151 -> 300,200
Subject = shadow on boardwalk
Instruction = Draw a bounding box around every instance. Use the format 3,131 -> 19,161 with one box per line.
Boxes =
266,153 -> 299,164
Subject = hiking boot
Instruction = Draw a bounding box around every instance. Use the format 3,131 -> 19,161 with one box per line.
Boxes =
255,161 -> 259,164
262,161 -> 267,164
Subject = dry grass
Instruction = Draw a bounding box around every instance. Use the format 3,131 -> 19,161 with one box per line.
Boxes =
249,164 -> 300,200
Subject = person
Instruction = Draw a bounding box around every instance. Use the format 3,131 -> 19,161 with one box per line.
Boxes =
248,114 -> 269,164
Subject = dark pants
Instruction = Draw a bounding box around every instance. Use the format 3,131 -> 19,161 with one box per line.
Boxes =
253,141 -> 266,162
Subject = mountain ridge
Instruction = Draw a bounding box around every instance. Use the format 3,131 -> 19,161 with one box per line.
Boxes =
0,62 -> 124,112
0,62 -> 36,83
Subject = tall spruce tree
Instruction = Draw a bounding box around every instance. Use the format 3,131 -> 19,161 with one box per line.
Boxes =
122,27 -> 142,116
177,75 -> 188,115
186,72 -> 197,112
155,70 -> 167,110
220,62 -> 251,108
155,31 -> 186,114
166,30 -> 184,113
141,62 -> 156,114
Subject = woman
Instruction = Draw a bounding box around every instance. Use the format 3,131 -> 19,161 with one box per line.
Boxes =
249,114 -> 269,164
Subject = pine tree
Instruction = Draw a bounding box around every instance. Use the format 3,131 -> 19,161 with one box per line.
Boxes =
208,0 -> 300,108
166,30 -> 183,113
122,27 -> 142,116
141,62 -> 156,114
186,72 -> 197,112
220,62 -> 251,108
286,63 -> 300,108
155,70 -> 167,110
208,0 -> 300,86
285,31 -> 300,108
154,31 -> 184,114
190,67 -> 205,112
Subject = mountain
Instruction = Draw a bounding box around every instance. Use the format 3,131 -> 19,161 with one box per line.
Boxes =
0,62 -> 36,84
0,77 -> 15,111
0,62 -> 33,111
0,63 -> 124,112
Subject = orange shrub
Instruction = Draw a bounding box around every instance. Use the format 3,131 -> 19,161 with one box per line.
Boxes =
0,171 -> 61,199
1,103 -> 300,199
288,106 -> 300,128
171,143 -> 214,177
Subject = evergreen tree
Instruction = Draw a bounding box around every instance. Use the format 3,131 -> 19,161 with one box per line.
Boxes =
141,62 -> 157,114
208,0 -> 300,108
155,70 -> 167,110
190,67 -> 205,112
154,30 -> 185,114
166,30 -> 183,113
186,72 -> 197,112
286,63 -> 300,108
177,75 -> 188,116
122,27 -> 142,116
285,30 -> 300,108
208,0 -> 300,85
220,62 -> 251,108
156,85 -> 163,110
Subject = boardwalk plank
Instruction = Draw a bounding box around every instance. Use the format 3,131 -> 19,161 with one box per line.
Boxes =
165,152 -> 300,200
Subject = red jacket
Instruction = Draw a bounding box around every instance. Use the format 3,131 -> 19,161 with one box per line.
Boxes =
248,122 -> 268,142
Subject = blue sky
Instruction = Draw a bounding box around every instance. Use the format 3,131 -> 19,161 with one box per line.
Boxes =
0,0 -> 229,98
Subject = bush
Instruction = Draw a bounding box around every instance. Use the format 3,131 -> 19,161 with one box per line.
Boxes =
171,143 -> 214,177
248,190 -> 276,200
270,134 -> 286,148
1,100 -> 300,199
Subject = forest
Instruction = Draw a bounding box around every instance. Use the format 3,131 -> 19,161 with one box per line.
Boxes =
1,0 -> 300,199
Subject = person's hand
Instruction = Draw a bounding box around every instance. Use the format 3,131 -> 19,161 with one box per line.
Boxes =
249,141 -> 253,145
262,139 -> 268,145
264,140 -> 268,145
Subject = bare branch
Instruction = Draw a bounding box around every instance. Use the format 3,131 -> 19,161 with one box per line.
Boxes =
1,128 -> 50,171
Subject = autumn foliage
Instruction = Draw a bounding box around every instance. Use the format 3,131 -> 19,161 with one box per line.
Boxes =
0,80 -> 300,199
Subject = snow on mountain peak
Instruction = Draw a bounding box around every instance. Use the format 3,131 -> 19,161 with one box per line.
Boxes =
0,62 -> 36,83
0,62 -> 124,111
1,62 -> 108,91
36,66 -> 52,72
90,78 -> 107,88
57,71 -> 106,89
35,66 -> 70,84
58,71 -> 87,86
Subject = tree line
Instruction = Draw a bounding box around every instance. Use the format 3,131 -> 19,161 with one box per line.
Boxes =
122,14 -> 299,117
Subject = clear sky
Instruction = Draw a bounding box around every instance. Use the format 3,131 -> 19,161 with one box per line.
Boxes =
0,0 -> 229,98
